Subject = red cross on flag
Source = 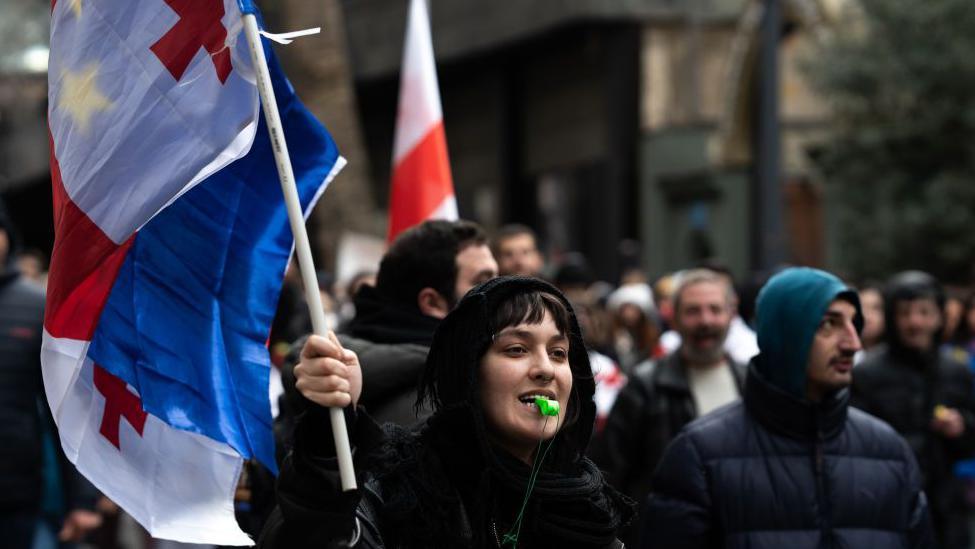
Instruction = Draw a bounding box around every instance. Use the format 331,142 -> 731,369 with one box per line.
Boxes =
151,0 -> 235,83
386,0 -> 457,243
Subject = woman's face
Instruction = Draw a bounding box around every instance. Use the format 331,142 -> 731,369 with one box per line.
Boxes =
479,311 -> 574,463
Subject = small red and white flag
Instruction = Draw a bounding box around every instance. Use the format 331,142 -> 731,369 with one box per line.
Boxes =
387,0 -> 457,242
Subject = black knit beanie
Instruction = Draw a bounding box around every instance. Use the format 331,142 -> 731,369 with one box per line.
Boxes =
883,270 -> 945,358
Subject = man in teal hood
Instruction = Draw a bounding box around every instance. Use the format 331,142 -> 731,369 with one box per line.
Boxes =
641,267 -> 933,549
753,267 -> 863,400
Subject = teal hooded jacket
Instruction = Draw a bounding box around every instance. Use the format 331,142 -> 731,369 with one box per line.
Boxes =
754,267 -> 863,399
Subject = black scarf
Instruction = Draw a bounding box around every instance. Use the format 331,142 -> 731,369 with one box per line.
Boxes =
346,285 -> 441,346
369,407 -> 633,548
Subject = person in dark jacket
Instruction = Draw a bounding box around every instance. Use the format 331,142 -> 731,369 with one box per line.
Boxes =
259,277 -> 634,548
278,219 -> 497,440
592,269 -> 745,547
0,205 -> 101,548
852,271 -> 975,549
338,219 -> 497,428
642,267 -> 934,549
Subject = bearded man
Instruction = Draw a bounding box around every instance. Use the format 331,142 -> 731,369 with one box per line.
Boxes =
592,269 -> 744,547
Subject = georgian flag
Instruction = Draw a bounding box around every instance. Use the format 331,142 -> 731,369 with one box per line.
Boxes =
386,0 -> 457,242
44,0 -> 343,543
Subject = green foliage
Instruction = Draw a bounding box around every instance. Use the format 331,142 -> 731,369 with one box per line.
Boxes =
805,0 -> 975,283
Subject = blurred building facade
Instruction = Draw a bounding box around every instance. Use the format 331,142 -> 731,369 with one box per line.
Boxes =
341,0 -> 844,282
0,0 -> 850,282
0,0 -> 55,254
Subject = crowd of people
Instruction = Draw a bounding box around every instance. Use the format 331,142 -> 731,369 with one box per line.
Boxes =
260,219 -> 975,548
5,212 -> 975,548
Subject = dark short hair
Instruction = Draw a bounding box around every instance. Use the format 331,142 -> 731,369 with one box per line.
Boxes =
883,270 -> 945,348
492,224 -> 538,253
375,219 -> 487,309
885,271 -> 944,310
489,290 -> 571,340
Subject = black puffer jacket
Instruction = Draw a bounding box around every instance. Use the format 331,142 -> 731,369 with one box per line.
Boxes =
0,271 -> 48,510
641,366 -> 934,549
260,277 -> 634,548
0,271 -> 97,514
853,346 -> 975,547
591,352 -> 745,547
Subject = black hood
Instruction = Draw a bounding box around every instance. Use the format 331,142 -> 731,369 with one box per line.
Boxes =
883,271 -> 944,363
418,276 -> 597,462
372,277 -> 631,547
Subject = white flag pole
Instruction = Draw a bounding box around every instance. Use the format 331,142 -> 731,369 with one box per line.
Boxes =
242,14 -> 357,492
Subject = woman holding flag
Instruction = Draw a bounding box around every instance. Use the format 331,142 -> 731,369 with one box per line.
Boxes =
258,277 -> 633,548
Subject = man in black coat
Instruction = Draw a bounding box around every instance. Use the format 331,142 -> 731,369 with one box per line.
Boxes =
0,207 -> 101,548
280,219 -> 498,435
852,271 -> 975,549
642,267 -> 934,549
592,269 -> 745,547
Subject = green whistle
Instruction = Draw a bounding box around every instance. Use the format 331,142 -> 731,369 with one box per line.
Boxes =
534,396 -> 560,417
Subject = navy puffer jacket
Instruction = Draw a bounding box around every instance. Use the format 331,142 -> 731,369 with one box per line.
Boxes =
640,365 -> 934,549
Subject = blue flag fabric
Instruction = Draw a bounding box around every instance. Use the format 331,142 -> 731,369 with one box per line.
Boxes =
88,41 -> 340,473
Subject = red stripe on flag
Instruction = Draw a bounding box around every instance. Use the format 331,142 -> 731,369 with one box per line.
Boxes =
387,123 -> 454,242
46,133 -> 133,340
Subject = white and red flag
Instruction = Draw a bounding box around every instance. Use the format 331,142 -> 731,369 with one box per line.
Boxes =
387,0 -> 457,242
44,0 -> 342,543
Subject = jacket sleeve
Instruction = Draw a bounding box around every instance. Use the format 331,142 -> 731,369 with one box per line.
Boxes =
944,362 -> 975,458
590,371 -> 650,491
901,438 -> 936,548
58,450 -> 100,512
258,404 -> 386,549
640,432 -> 713,549
36,394 -> 101,512
351,339 -> 428,409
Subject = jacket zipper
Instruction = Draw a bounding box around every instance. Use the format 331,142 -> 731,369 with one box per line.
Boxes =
814,414 -> 832,548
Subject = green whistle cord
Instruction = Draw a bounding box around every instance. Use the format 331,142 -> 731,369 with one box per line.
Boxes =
501,407 -> 561,548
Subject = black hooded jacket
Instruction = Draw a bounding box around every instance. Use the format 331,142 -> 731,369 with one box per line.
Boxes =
259,277 -> 634,548
642,366 -> 933,549
851,271 -> 975,548
642,267 -> 934,549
